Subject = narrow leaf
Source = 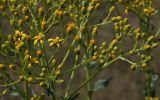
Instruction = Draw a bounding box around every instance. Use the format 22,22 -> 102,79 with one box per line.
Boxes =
93,77 -> 113,91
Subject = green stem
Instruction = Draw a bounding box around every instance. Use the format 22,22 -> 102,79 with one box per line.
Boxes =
70,69 -> 101,99
93,21 -> 112,27
86,66 -> 92,100
27,5 -> 38,33
118,56 -> 136,65
24,81 -> 29,100
146,70 -> 152,99
0,80 -> 20,87
62,59 -> 91,77
64,55 -> 79,99
58,40 -> 75,69
50,82 -> 56,100
69,57 -> 119,98
139,14 -> 152,98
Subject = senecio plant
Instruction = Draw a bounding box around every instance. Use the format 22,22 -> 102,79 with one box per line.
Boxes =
0,0 -> 160,100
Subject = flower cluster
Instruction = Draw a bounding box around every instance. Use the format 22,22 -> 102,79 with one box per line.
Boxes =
0,0 -> 159,100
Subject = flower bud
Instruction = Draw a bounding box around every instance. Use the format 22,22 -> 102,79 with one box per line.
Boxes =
87,6 -> 94,12
128,50 -> 135,56
24,16 -> 29,21
143,45 -> 150,50
114,25 -> 119,32
109,6 -> 115,13
100,59 -> 105,64
124,24 -> 131,32
74,35 -> 81,42
147,36 -> 154,43
130,64 -> 137,71
0,5 -> 4,11
95,3 -> 100,9
123,18 -> 128,24
111,16 -> 122,22
38,7 -> 44,16
74,48 -> 80,55
51,59 -> 57,65
41,19 -> 46,29
0,64 -> 5,69
2,90 -> 8,95
101,42 -> 106,48
8,34 -> 13,41
135,32 -> 141,40
37,50 -> 43,57
10,19 -> 15,26
92,55 -> 98,61
42,67 -> 47,72
141,63 -> 147,69
140,54 -> 145,60
151,43 -> 158,48
28,76 -> 33,83
109,39 -> 118,49
19,75 -> 24,81
40,72 -> 45,77
55,69 -> 61,76
90,39 -> 96,46
18,19 -> 24,26
9,64 -> 16,70
39,82 -> 45,87
141,32 -> 146,38
22,6 -> 29,14
92,26 -> 98,36
56,79 -> 64,84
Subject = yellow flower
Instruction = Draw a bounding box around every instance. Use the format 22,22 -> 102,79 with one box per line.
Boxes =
27,56 -> 39,68
56,79 -> 64,84
124,7 -> 129,15
0,5 -> 4,11
9,64 -> 16,70
22,6 -> 29,14
37,50 -> 43,57
38,7 -> 44,15
66,22 -> 75,33
41,19 -> 46,29
0,64 -> 5,69
48,37 -> 63,47
144,6 -> 156,16
15,41 -> 24,51
34,32 -> 45,46
29,57 -> 39,64
28,76 -> 33,83
14,30 -> 28,41
54,9 -> 63,17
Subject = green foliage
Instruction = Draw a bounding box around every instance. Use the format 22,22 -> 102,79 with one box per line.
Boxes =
0,0 -> 159,100
93,77 -> 112,91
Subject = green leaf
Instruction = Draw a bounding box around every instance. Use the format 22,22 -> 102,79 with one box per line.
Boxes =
93,77 -> 112,92
89,61 -> 97,67
10,91 -> 20,96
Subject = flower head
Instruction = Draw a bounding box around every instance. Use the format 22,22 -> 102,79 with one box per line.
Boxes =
0,64 -> 5,69
48,37 -> 63,47
144,6 -> 156,16
34,32 -> 45,46
66,22 -> 75,33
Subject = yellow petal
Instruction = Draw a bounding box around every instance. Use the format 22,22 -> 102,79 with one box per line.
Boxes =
57,44 -> 60,47
40,40 -> 44,45
48,39 -> 53,42
34,40 -> 38,46
49,42 -> 54,47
